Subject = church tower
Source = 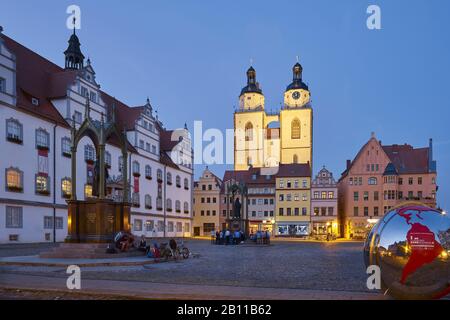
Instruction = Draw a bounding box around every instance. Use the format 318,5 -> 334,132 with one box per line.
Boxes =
279,62 -> 313,166
234,66 -> 266,170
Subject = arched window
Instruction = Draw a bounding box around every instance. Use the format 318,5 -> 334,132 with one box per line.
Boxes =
293,154 -> 298,164
145,194 -> 152,209
157,169 -> 163,182
368,177 -> 378,185
184,178 -> 189,190
166,198 -> 172,211
291,119 -> 301,139
245,122 -> 253,141
132,161 -> 140,176
184,202 -> 189,213
175,200 -> 181,212
145,165 -> 152,179
167,172 -> 172,185
176,175 -> 181,187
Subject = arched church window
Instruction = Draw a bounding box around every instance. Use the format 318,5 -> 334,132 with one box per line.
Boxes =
291,119 -> 301,139
245,122 -> 253,141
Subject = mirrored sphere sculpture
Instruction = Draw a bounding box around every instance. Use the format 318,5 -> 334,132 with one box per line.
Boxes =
364,203 -> 450,299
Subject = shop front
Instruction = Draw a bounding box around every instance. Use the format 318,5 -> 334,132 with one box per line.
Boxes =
276,222 -> 310,237
311,220 -> 339,237
249,219 -> 275,236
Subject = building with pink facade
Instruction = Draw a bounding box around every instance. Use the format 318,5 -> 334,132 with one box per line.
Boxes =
311,166 -> 339,238
338,133 -> 437,239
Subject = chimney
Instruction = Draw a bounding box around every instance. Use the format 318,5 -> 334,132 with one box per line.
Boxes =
346,160 -> 351,170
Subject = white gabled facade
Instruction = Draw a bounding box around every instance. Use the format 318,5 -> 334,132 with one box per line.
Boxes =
0,28 -> 193,243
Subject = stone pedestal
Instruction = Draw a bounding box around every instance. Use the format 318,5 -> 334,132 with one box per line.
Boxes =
227,218 -> 249,235
66,199 -> 130,243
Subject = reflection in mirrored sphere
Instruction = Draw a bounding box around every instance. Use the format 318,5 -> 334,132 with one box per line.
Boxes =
364,203 -> 450,299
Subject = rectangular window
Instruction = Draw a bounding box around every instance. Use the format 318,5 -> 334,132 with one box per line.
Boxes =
36,129 -> 49,149
0,77 -> 6,93
44,216 -> 64,229
81,86 -> 88,98
146,143 -> 150,152
313,191 -> 319,199
139,140 -> 144,149
36,174 -> 50,195
134,219 -> 143,231
363,191 -> 369,201
6,206 -> 23,228
167,222 -> 174,232
302,207 -> 307,216
74,111 -> 82,124
176,222 -> 182,232
418,177 -> 422,185
321,207 -> 326,216
294,208 -> 299,216
354,192 -> 359,201
287,208 -> 292,216
353,207 -> 359,217
314,207 -> 319,216
374,191 -> 379,201
364,207 -> 369,216
146,220 -> 154,232
408,177 -> 413,185
374,207 -> 379,216
6,168 -> 23,191
279,208 -> 284,216
89,91 -> 97,103
61,138 -> 71,157
302,180 -> 307,188
6,119 -> 23,143
328,191 -> 334,199
157,221 -> 164,232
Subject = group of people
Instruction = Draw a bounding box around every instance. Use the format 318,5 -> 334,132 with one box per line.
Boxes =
212,229 -> 245,245
249,230 -> 271,245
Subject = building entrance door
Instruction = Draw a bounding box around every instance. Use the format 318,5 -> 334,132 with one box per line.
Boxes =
193,227 -> 200,237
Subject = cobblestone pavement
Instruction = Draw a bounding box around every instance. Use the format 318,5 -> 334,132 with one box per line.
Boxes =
0,239 -> 370,293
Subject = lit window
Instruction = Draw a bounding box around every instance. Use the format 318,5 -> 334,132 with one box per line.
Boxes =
6,118 -> 23,143
36,174 -> 50,195
36,129 -> 49,149
61,178 -> 71,198
6,168 -> 23,192
85,184 -> 93,198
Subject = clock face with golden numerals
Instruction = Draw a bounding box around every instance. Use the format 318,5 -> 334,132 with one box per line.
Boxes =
292,91 -> 300,100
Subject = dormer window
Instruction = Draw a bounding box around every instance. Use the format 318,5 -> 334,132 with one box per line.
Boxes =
31,97 -> 39,106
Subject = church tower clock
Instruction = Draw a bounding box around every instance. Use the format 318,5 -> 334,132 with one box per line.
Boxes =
279,62 -> 313,166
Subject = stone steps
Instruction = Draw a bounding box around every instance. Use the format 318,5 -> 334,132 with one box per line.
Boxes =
39,243 -> 144,259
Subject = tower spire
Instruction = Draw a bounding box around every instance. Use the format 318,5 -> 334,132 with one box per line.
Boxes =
64,22 -> 85,70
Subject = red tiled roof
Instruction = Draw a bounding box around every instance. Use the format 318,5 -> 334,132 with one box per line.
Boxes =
3,35 -> 73,127
160,129 -> 181,152
382,144 -> 430,174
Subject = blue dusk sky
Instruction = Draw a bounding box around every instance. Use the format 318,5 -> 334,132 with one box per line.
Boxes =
1,0 -> 449,209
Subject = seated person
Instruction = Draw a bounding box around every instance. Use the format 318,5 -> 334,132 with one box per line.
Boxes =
138,235 -> 147,252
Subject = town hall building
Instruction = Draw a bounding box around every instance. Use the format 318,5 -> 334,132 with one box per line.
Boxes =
0,27 -> 193,243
